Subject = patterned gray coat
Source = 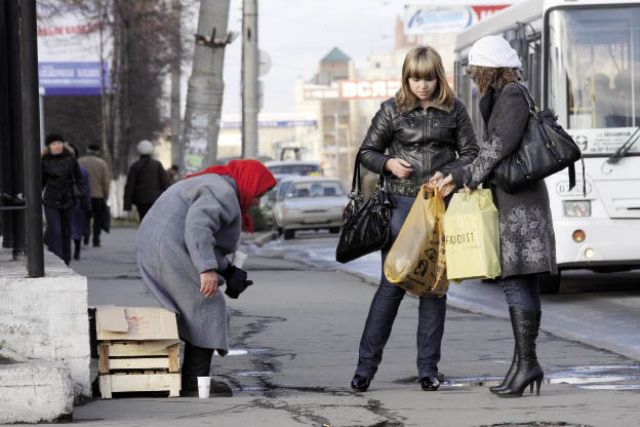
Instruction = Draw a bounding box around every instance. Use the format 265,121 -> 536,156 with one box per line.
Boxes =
451,84 -> 557,278
137,174 -> 241,353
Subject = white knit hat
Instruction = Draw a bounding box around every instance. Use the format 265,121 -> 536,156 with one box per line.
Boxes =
468,35 -> 522,68
137,139 -> 154,155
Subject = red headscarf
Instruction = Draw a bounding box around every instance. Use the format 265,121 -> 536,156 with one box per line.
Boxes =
186,160 -> 276,232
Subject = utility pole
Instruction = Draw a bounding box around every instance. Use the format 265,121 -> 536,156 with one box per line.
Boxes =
241,0 -> 259,159
170,0 -> 182,169
181,0 -> 235,173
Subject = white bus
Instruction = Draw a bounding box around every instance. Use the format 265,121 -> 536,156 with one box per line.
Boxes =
454,0 -> 640,293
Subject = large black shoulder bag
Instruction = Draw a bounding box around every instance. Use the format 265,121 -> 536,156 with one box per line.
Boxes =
335,149 -> 395,264
493,82 -> 583,194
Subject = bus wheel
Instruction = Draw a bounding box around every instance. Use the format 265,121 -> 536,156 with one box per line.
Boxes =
538,273 -> 561,294
283,229 -> 295,240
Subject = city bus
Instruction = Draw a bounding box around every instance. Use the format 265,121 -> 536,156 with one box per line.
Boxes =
454,0 -> 640,293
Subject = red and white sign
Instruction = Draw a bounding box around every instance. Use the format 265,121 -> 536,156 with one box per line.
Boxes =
339,80 -> 401,100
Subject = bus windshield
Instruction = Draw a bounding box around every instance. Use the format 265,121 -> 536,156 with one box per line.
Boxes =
547,6 -> 640,155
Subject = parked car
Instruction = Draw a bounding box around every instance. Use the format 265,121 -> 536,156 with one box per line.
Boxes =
264,160 -> 324,176
259,173 -> 295,229
272,176 -> 348,240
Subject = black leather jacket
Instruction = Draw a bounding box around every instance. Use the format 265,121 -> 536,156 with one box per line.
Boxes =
360,97 -> 478,197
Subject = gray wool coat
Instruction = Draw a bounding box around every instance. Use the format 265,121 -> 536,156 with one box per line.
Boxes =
451,83 -> 557,278
137,174 -> 241,353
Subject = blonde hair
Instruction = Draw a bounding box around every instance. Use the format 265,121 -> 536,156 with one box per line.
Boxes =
396,46 -> 455,112
468,65 -> 521,96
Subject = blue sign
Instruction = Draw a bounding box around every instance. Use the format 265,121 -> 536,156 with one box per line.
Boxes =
221,119 -> 317,129
38,62 -> 108,96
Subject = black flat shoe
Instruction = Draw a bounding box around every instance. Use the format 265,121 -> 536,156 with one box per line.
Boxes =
350,375 -> 371,392
420,376 -> 440,391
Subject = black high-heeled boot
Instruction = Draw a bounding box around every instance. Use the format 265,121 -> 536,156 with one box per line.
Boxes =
491,309 -> 542,393
495,308 -> 543,398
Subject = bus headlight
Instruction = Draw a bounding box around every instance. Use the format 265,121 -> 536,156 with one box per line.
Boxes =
563,200 -> 591,217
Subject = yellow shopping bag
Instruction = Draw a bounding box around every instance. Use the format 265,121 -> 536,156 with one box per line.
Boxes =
384,186 -> 448,297
444,189 -> 501,281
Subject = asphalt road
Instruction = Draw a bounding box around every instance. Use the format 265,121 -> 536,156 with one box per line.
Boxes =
257,231 -> 640,361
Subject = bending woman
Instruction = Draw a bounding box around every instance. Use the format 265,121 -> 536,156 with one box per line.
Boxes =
136,160 -> 276,397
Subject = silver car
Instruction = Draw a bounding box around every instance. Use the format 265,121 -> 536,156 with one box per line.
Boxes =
273,176 -> 348,240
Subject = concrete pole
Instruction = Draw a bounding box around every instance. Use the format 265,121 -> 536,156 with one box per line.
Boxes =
241,0 -> 259,159
18,0 -> 44,276
181,0 -> 233,173
170,0 -> 182,170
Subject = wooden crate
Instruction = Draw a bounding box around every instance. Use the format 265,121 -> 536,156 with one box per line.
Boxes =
99,373 -> 181,399
98,340 -> 181,398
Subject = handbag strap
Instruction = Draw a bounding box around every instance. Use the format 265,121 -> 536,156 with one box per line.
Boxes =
352,148 -> 384,194
510,82 -> 587,196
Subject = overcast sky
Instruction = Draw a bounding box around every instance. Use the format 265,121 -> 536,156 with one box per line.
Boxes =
221,0 -> 400,115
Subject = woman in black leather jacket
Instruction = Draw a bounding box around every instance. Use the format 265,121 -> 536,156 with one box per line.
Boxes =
351,46 -> 478,392
42,134 -> 85,265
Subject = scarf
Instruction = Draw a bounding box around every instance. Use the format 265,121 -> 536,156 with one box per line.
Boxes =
186,160 -> 276,232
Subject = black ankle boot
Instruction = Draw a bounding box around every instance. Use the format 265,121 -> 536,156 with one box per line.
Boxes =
73,239 -> 81,260
350,374 -> 371,392
181,342 -> 232,397
495,308 -> 543,398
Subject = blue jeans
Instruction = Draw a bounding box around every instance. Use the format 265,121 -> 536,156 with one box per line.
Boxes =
355,195 -> 447,380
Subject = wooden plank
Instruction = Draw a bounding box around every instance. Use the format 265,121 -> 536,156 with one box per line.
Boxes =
104,373 -> 181,396
167,344 -> 180,373
104,342 -> 173,357
98,344 -> 110,375
99,375 -> 113,399
107,358 -> 169,370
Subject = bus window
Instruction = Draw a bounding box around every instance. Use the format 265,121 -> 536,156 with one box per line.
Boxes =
547,6 -> 640,142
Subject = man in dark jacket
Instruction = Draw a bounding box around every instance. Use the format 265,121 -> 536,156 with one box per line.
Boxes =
124,140 -> 170,222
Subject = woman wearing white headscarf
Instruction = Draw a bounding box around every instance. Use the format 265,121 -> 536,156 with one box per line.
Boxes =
435,36 -> 556,398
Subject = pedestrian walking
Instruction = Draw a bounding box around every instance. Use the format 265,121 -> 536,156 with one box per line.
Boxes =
41,134 -> 86,266
351,46 -> 478,392
136,159 -> 276,397
123,140 -> 170,222
67,144 -> 92,260
78,143 -> 111,247
435,35 -> 556,397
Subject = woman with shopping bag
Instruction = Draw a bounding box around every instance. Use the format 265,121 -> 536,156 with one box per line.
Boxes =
434,36 -> 556,397
350,46 -> 478,392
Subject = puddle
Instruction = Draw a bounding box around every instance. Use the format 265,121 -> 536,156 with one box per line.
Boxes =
546,365 -> 640,387
237,371 -> 273,377
577,384 -> 640,390
215,348 -> 271,357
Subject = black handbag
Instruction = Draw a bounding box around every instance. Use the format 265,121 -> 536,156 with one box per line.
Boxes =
335,149 -> 395,264
492,82 -> 583,194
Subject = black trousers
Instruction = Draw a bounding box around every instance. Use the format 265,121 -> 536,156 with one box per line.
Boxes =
136,203 -> 153,222
85,198 -> 107,244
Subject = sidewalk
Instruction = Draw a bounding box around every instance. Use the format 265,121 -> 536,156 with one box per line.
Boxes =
58,229 -> 640,427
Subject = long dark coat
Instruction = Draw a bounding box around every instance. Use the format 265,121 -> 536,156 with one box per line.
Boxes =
451,83 -> 557,278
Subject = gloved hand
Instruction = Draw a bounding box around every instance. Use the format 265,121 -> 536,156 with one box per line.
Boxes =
221,265 -> 253,299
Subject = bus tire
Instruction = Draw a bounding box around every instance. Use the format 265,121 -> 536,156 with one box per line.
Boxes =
283,229 -> 295,240
538,273 -> 561,294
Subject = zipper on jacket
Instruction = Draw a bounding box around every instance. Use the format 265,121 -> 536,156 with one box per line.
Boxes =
424,110 -> 430,175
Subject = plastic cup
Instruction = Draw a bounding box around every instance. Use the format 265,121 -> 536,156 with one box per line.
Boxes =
232,250 -> 248,268
197,376 -> 210,399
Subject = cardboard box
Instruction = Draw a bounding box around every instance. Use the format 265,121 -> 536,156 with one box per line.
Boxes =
95,307 -> 179,341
